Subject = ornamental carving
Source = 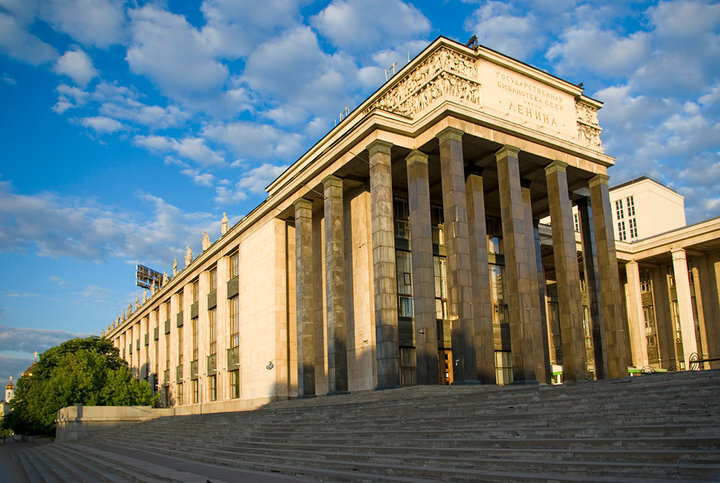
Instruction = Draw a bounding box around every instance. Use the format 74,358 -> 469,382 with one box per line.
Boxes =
575,100 -> 602,149
364,47 -> 481,119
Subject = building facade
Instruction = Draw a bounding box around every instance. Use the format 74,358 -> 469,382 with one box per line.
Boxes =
105,37 -> 665,411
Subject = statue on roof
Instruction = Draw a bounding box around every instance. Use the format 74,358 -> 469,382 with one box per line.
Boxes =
202,231 -> 210,250
221,212 -> 229,235
173,258 -> 178,276
185,246 -> 192,266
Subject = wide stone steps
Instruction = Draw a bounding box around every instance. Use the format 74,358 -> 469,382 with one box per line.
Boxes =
11,370 -> 720,481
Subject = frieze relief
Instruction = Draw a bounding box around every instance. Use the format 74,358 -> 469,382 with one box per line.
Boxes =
364,47 -> 481,119
575,100 -> 603,149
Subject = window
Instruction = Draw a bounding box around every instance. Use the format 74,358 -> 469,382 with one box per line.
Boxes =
230,251 -> 239,279
177,324 -> 183,364
400,347 -> 417,386
177,290 -> 183,313
495,351 -> 513,385
573,212 -> 580,233
192,279 -> 199,304
615,199 -> 624,220
209,307 -> 217,355
617,221 -> 627,241
229,296 -> 239,348
640,271 -> 652,293
192,379 -> 198,403
165,330 -> 170,370
209,267 -> 217,292
628,218 -> 638,239
208,375 -> 217,401
192,318 -> 198,361
431,206 -> 445,246
626,196 -> 635,216
393,198 -> 410,242
434,256 -> 448,319
176,383 -> 183,405
229,370 -> 239,399
396,251 -> 413,318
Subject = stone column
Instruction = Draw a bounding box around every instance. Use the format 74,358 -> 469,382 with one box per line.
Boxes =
650,266 -> 677,369
522,184 -> 548,384
323,175 -> 348,394
625,261 -> 649,368
545,160 -> 586,382
589,173 -> 630,378
438,127 -> 477,383
697,255 -> 720,367
689,264 -> 709,366
577,197 -> 607,379
406,150 -> 439,385
368,140 -> 400,388
534,220 -> 551,382
671,248 -> 699,368
294,198 -> 315,396
465,169 -> 496,384
496,145 -> 537,383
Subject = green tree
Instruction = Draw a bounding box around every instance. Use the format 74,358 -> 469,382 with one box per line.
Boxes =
4,336 -> 158,435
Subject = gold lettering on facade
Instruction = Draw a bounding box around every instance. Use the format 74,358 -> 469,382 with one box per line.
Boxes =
364,47 -> 481,119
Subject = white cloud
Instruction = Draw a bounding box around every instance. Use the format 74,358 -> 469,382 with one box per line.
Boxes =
0,11 -> 58,65
200,0 -> 303,58
463,2 -> 540,60
126,5 -> 228,101
213,183 -> 247,205
0,179 -> 217,265
204,121 -> 303,160
312,0 -> 430,54
134,135 -> 225,166
181,168 -> 215,187
40,0 -> 125,48
53,47 -> 98,86
52,83 -> 89,114
79,115 -> 123,134
547,25 -> 649,77
239,163 -> 288,193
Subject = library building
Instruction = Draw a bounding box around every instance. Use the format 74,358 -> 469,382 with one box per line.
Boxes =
104,37 -> 720,413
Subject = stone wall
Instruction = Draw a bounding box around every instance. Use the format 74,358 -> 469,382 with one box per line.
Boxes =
55,405 -> 171,442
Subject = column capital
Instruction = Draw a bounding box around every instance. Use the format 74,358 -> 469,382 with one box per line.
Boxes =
293,198 -> 312,211
405,149 -> 428,167
545,160 -> 568,176
625,259 -> 639,267
437,126 -> 464,144
322,175 -> 343,189
367,139 -> 393,157
671,247 -> 687,259
465,164 -> 484,178
495,145 -> 520,161
589,173 -> 610,188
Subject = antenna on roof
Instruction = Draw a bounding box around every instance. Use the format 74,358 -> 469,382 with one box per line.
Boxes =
384,62 -> 398,81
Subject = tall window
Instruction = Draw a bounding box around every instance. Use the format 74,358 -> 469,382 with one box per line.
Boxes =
615,199 -> 624,220
209,308 -> 217,355
209,267 -> 217,293
573,212 -> 580,232
617,221 -> 627,241
192,379 -> 198,403
434,257 -> 448,320
396,251 -> 413,318
165,331 -> 170,370
192,279 -> 199,304
229,370 -> 239,399
229,296 -> 239,348
177,325 -> 183,364
230,252 -> 239,279
393,198 -> 410,242
431,206 -> 444,246
192,318 -> 198,361
628,218 -> 638,239
176,383 -> 183,405
208,375 -> 217,401
626,196 -> 635,216
177,290 -> 183,314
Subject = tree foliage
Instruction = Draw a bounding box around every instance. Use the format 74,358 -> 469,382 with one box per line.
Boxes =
4,336 -> 158,435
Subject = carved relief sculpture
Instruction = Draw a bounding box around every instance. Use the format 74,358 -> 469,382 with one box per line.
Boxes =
575,100 -> 603,150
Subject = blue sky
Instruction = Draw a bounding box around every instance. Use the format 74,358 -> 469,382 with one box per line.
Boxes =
1,0 -> 719,388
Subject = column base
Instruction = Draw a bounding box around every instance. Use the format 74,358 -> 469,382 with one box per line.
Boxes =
327,390 -> 350,396
375,384 -> 402,391
451,379 -> 482,385
511,379 -> 539,385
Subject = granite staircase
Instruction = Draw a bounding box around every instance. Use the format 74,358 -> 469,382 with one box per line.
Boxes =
11,369 -> 720,481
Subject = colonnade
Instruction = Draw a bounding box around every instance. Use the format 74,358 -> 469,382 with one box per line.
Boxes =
294,129 -> 631,394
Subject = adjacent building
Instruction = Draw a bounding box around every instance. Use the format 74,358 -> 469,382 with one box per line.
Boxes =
103,37 -> 716,413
